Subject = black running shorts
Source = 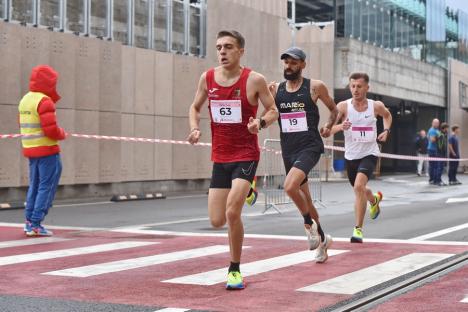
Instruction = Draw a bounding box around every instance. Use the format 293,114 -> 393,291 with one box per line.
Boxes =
282,148 -> 321,186
210,161 -> 258,189
346,155 -> 378,186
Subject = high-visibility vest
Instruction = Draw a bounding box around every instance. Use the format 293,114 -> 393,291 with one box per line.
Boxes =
18,92 -> 58,149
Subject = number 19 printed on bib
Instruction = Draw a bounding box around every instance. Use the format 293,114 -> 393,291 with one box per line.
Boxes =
210,100 -> 242,123
280,111 -> 308,133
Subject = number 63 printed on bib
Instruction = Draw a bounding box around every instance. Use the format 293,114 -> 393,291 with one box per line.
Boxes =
210,100 -> 242,123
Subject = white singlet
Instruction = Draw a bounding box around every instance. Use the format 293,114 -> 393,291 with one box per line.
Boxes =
344,99 -> 380,160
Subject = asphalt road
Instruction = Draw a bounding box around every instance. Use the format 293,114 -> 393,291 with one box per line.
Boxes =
0,173 -> 467,311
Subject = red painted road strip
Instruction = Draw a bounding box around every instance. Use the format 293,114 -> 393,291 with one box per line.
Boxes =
0,226 -> 467,311
370,264 -> 468,312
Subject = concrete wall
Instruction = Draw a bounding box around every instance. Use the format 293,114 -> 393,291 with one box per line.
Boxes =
334,38 -> 446,107
0,1 -> 301,197
448,58 -> 468,167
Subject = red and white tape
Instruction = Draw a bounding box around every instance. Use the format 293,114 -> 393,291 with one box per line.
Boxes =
1,133 -> 466,162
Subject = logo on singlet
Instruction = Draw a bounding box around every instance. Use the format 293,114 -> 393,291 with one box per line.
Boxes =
233,88 -> 241,98
209,88 -> 218,94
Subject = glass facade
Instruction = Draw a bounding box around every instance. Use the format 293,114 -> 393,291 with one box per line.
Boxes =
458,11 -> 468,62
290,0 -> 468,68
461,81 -> 468,109
1,0 -> 206,56
11,0 -> 34,24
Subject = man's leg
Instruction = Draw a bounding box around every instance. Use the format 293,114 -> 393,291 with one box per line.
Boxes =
448,161 -> 456,182
28,155 -> 59,236
226,178 -> 251,264
208,189 -> 229,228
25,158 -> 39,223
417,154 -> 423,175
44,154 -> 62,217
353,172 -> 372,229
284,168 -> 309,216
428,150 -> 436,182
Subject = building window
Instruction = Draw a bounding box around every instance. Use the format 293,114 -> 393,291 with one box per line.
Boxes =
460,81 -> 468,109
39,0 -> 60,29
3,0 -> 206,56
113,0 -> 128,44
90,1 -> 107,38
11,0 -> 34,24
67,0 -> 85,34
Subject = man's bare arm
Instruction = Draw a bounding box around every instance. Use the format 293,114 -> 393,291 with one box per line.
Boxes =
330,101 -> 349,135
314,81 -> 338,137
187,72 -> 208,144
375,101 -> 392,142
247,73 -> 278,133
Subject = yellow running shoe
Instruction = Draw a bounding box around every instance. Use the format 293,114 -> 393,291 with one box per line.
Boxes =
226,271 -> 245,290
369,191 -> 383,220
350,227 -> 363,243
245,178 -> 258,206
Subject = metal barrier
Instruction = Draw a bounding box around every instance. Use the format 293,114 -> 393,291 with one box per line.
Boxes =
262,139 -> 325,214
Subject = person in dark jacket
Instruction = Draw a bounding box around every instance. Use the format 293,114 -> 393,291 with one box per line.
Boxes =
415,129 -> 428,176
448,125 -> 462,185
19,65 -> 66,236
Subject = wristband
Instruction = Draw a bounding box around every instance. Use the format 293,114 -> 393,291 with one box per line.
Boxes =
258,118 -> 266,129
383,128 -> 391,134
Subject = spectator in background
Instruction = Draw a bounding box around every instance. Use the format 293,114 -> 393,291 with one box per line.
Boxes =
415,129 -> 428,176
427,119 -> 443,186
448,125 -> 461,185
19,65 -> 66,236
438,123 -> 449,184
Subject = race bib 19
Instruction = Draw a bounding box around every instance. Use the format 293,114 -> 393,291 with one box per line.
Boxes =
280,111 -> 307,133
210,100 -> 242,123
351,126 -> 376,142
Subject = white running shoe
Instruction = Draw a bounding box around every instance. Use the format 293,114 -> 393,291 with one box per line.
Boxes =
315,234 -> 333,263
305,220 -> 321,250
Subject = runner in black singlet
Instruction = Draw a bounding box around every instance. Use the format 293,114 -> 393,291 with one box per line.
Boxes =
270,47 -> 338,263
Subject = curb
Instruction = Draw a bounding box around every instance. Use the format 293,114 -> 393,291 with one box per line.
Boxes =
0,202 -> 26,210
110,193 -> 166,202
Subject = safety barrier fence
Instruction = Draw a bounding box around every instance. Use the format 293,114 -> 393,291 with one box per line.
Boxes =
261,139 -> 325,214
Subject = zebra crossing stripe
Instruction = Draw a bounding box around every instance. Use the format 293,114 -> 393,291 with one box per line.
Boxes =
461,295 -> 468,303
43,245 -> 231,277
297,253 -> 454,294
0,241 -> 157,266
0,237 -> 71,249
162,249 -> 349,285
154,308 -> 190,312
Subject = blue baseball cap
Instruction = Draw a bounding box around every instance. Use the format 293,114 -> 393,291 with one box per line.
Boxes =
280,47 -> 306,61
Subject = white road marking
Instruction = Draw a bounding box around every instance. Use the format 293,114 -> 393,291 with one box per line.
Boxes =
0,222 -> 106,231
409,222 -> 468,241
110,229 -> 468,246
2,223 -> 468,246
43,245 -> 232,277
155,308 -> 190,312
297,253 -> 454,294
0,237 -> 71,249
461,295 -> 468,303
446,197 -> 468,204
0,241 -> 157,266
54,201 -> 112,207
163,249 -> 349,285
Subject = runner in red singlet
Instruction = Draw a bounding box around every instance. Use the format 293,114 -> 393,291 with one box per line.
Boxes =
187,30 -> 278,290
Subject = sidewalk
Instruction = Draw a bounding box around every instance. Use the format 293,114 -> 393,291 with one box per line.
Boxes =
256,173 -> 468,217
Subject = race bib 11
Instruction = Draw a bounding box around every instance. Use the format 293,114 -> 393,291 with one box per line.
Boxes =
351,126 -> 376,142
